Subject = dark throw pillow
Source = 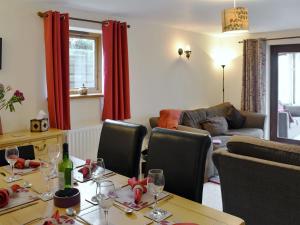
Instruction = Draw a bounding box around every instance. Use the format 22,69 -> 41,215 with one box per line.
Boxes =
201,116 -> 228,136
226,106 -> 246,129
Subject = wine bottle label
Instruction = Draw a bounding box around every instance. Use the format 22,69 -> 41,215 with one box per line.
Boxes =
58,172 -> 64,190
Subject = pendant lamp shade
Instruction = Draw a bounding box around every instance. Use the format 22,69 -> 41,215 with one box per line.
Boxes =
222,7 -> 248,33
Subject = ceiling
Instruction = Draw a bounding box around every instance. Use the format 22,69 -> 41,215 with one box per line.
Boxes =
31,0 -> 300,34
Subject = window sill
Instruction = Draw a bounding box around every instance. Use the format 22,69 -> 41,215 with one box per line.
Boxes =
70,93 -> 104,99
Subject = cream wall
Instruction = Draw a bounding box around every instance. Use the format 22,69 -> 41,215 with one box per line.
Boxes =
0,0 -> 222,132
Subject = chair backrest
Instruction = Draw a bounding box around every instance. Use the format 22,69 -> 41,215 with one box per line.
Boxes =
213,148 -> 300,225
146,127 -> 211,203
0,145 -> 35,166
97,120 -> 147,178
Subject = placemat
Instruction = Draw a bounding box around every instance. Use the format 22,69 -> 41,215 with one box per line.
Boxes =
73,167 -> 114,183
78,205 -> 152,225
3,165 -> 38,176
0,188 -> 39,212
115,185 -> 170,211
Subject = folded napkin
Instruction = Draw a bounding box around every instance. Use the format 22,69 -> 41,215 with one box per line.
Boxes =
128,177 -> 147,204
14,158 -> 41,169
78,159 -> 92,178
43,210 -> 74,225
0,184 -> 22,208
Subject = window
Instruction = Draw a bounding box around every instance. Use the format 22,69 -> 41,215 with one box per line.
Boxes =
69,31 -> 102,94
278,52 -> 300,105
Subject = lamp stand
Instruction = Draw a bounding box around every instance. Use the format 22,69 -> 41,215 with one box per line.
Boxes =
221,65 -> 225,103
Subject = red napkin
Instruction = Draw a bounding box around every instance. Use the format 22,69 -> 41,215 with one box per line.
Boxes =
14,158 -> 41,169
43,210 -> 61,225
43,210 -> 74,225
0,184 -> 21,208
128,177 -> 148,204
78,159 -> 92,178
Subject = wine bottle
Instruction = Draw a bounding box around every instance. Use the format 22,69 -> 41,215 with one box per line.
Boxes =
58,143 -> 73,190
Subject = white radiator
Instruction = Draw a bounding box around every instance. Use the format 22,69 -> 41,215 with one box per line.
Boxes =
67,124 -> 102,160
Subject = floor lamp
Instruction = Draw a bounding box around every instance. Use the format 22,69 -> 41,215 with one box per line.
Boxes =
221,65 -> 225,103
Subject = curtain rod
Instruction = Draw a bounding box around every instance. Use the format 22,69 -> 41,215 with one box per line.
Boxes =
238,36 -> 300,43
37,12 -> 131,28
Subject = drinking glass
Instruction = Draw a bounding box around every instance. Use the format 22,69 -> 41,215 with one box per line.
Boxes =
96,180 -> 116,225
40,161 -> 53,201
48,144 -> 61,178
91,158 -> 105,202
147,169 -> 165,220
5,146 -> 20,182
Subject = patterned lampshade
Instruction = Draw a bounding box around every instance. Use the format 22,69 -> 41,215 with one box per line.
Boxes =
222,7 -> 248,33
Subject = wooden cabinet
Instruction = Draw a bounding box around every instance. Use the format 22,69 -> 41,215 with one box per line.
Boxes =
0,129 -> 64,161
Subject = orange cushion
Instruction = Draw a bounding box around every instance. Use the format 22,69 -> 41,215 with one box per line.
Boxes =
158,109 -> 182,129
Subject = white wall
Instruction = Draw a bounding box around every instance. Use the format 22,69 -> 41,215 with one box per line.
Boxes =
0,0 -> 223,133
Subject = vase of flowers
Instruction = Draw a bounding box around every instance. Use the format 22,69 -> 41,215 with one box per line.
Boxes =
0,83 -> 25,135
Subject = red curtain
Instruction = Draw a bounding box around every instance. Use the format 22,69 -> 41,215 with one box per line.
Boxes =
102,20 -> 131,120
43,11 -> 71,130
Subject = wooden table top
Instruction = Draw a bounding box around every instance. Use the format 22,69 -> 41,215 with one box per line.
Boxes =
0,157 -> 245,225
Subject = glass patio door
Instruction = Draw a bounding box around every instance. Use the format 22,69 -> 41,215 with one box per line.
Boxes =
270,44 -> 300,144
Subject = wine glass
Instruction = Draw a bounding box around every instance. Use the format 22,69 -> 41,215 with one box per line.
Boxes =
91,158 -> 105,202
96,180 -> 116,225
5,146 -> 20,182
48,144 -> 61,178
40,161 -> 53,201
147,169 -> 165,220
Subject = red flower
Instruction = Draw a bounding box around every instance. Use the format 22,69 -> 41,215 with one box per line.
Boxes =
14,90 -> 25,101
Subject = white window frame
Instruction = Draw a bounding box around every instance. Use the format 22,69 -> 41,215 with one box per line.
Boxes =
69,31 -> 102,95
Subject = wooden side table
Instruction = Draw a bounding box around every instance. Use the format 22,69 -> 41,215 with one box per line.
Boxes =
0,129 -> 64,161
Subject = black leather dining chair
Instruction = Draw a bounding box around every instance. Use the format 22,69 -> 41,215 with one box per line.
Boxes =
0,145 -> 35,166
97,119 -> 147,178
146,127 -> 211,203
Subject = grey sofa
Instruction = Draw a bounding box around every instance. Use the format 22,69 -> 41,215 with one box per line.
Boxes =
149,102 -> 266,178
278,105 -> 300,139
213,136 -> 300,225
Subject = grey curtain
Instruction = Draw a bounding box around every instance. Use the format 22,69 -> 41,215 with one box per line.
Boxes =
241,39 -> 266,113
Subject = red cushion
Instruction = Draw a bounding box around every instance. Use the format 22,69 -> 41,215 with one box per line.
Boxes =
158,109 -> 182,129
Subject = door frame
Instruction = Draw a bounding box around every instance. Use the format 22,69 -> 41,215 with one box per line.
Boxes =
270,44 -> 300,144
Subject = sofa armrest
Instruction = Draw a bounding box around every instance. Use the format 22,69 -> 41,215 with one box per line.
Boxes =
177,125 -> 210,136
278,112 -> 289,138
241,111 -> 266,130
149,117 -> 159,128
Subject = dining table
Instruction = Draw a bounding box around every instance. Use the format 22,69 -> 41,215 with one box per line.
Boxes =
0,156 -> 245,225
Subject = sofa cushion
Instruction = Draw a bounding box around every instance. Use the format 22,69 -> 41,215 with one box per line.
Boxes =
206,102 -> 232,118
226,106 -> 246,129
201,117 -> 228,136
180,108 -> 206,128
227,135 -> 300,166
158,109 -> 182,129
225,128 -> 264,138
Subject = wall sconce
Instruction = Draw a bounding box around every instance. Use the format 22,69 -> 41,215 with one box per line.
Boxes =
178,45 -> 192,59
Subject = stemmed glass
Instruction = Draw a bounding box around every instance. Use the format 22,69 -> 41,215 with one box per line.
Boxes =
5,146 -> 20,182
147,169 -> 165,220
91,158 -> 105,202
48,144 -> 61,178
40,161 -> 53,201
96,180 -> 116,225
